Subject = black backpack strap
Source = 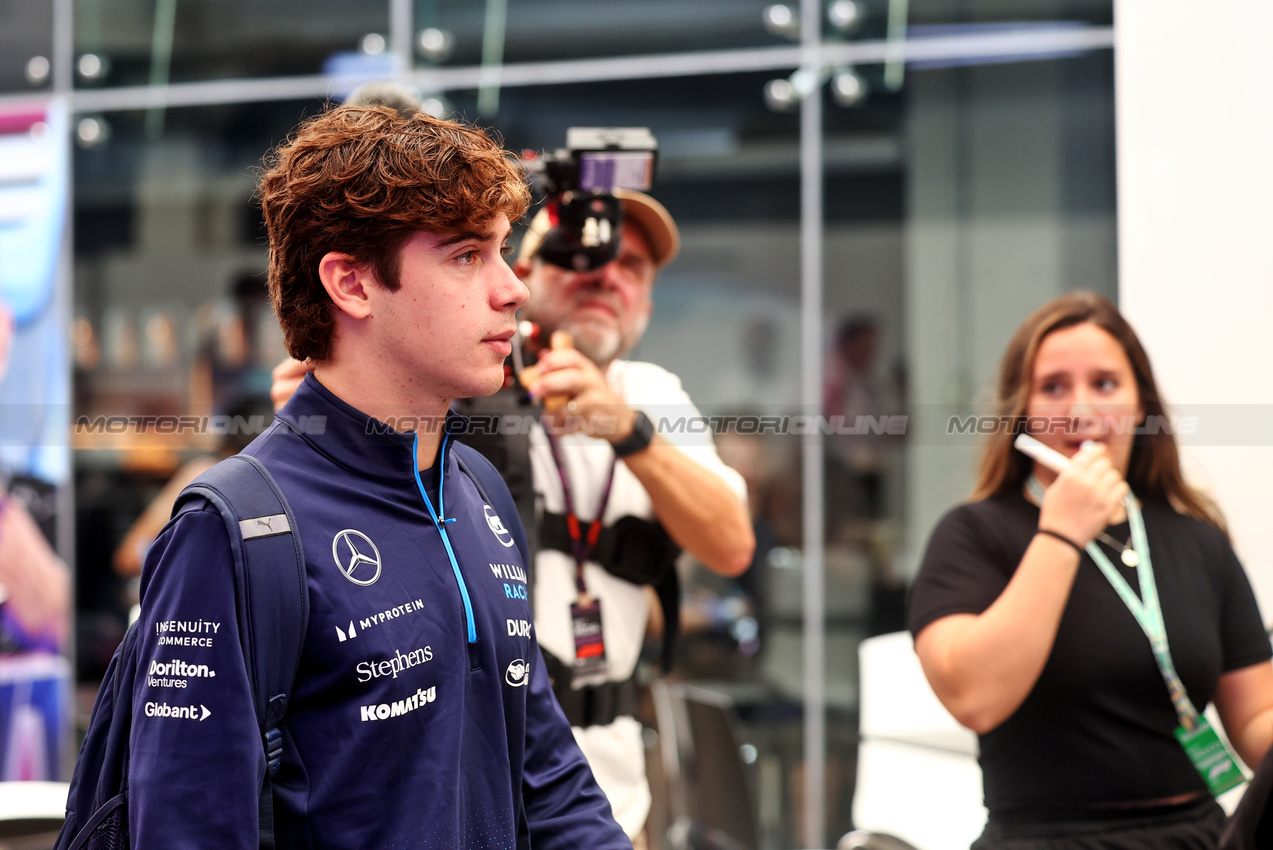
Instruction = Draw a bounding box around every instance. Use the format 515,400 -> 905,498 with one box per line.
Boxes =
452,391 -> 540,562
454,445 -> 532,570
176,454 -> 308,850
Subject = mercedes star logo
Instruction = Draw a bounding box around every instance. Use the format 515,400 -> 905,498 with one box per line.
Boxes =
332,529 -> 383,586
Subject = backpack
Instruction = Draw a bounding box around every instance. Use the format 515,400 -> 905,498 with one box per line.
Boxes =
56,442 -> 528,850
55,454 -> 309,850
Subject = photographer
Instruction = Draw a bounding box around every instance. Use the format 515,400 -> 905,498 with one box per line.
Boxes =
509,188 -> 755,844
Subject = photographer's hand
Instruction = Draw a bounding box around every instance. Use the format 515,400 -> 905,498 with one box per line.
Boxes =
529,348 -> 753,577
528,348 -> 636,442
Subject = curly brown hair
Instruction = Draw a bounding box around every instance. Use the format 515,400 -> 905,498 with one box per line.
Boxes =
259,105 -> 530,362
972,291 -> 1227,534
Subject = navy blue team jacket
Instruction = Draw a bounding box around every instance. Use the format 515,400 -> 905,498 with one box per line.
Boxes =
128,374 -> 627,849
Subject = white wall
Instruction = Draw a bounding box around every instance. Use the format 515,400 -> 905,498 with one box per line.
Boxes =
1116,1 -> 1273,615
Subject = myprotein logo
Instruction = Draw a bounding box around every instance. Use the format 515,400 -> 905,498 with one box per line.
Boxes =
335,599 -> 426,644
332,529 -> 383,585
356,646 -> 434,683
144,702 -> 212,721
484,505 -> 516,548
359,686 -> 437,722
505,659 -> 529,687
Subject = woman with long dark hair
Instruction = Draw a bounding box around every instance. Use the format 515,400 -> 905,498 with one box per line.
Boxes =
909,291 -> 1273,848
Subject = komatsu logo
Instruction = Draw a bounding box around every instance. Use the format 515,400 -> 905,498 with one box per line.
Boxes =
359,686 -> 438,722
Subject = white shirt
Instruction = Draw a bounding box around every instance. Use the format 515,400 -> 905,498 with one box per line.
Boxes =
529,359 -> 747,836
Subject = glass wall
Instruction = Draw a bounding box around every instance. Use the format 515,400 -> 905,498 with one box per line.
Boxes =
3,1 -> 1117,845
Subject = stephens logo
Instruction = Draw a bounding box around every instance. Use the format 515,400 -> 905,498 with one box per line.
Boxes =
505,659 -> 529,687
332,529 -> 383,585
356,646 -> 434,683
484,505 -> 516,548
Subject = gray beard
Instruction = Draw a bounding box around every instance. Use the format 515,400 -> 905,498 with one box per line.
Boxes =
559,320 -> 623,368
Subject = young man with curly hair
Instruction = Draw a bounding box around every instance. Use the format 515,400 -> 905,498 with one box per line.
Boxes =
125,105 -> 630,849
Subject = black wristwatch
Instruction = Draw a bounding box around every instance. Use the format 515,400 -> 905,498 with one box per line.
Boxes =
612,410 -> 655,458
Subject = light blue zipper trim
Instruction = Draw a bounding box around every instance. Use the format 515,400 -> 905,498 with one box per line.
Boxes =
413,431 -> 477,644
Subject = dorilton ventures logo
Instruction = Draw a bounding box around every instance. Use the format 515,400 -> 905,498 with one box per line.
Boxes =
148,659 -> 216,678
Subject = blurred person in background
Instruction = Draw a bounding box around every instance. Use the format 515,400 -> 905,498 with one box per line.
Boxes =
0,299 -> 69,655
909,291 -> 1273,849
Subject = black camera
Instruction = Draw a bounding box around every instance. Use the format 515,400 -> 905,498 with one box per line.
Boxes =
523,127 -> 658,271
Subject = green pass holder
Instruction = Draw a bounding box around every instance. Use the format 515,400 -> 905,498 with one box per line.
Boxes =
1175,717 -> 1246,796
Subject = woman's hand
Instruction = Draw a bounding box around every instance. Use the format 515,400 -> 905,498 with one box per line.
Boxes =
1038,443 -> 1129,546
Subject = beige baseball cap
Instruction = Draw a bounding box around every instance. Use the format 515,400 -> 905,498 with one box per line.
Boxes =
517,189 -> 680,269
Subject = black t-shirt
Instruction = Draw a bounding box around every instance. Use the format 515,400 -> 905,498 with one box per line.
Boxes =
908,492 -> 1272,820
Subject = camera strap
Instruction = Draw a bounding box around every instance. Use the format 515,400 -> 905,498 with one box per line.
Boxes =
544,432 -> 617,593
545,431 -> 617,687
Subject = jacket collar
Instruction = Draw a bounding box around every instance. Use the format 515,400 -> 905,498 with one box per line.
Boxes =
275,372 -> 462,482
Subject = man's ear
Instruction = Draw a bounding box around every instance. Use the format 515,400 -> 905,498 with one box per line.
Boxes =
318,253 -> 375,320
512,258 -> 533,280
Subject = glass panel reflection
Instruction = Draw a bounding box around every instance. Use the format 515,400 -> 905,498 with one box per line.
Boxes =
0,0 -> 54,95
73,0 -> 391,87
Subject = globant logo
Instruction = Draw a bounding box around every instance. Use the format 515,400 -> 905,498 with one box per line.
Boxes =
144,702 -> 212,721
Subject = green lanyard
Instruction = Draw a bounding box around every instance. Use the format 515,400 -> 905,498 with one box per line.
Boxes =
1027,476 -> 1246,795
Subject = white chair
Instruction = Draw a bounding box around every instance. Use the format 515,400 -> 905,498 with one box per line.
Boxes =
852,631 -> 985,850
0,780 -> 68,848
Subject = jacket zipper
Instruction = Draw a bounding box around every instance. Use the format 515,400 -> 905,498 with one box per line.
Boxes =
412,431 -> 478,645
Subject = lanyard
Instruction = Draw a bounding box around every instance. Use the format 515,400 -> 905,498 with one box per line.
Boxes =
545,432 -> 617,595
1027,476 -> 1201,730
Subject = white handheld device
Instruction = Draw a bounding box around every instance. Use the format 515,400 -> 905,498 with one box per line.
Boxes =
1013,433 -> 1073,473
